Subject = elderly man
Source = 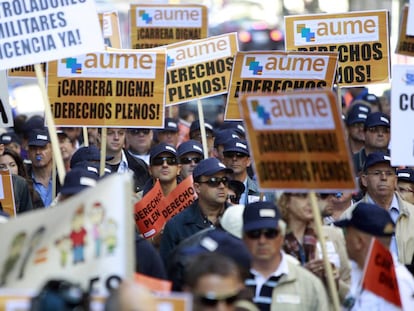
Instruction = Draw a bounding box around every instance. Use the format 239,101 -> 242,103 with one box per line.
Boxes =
349,152 -> 414,265
242,201 -> 329,310
159,157 -> 232,266
335,202 -> 414,310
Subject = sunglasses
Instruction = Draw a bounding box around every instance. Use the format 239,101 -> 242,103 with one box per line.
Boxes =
195,292 -> 239,307
197,176 -> 229,187
366,126 -> 390,134
128,129 -> 150,135
179,157 -> 202,164
223,152 -> 247,158
245,228 -> 279,239
151,157 -> 178,166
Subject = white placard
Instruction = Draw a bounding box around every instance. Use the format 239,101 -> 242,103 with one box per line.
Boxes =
0,71 -> 14,127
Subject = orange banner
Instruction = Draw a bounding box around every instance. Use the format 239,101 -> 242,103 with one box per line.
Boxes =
0,171 -> 15,217
134,177 -> 196,238
362,238 -> 402,307
134,273 -> 172,294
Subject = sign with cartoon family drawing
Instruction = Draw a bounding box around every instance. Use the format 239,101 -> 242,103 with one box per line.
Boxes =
0,174 -> 134,296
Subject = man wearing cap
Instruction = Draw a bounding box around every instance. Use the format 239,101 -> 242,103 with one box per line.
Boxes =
213,129 -> 240,162
352,112 -> 390,175
157,118 -> 179,147
346,152 -> 414,266
397,168 -> 414,205
345,103 -> 370,154
189,119 -> 215,157
126,128 -> 154,165
102,128 -> 150,193
335,202 -> 414,310
177,140 -> 204,180
26,128 -> 60,208
222,138 -> 262,205
57,167 -> 99,202
0,132 -> 22,157
159,157 -> 232,267
242,201 -> 329,310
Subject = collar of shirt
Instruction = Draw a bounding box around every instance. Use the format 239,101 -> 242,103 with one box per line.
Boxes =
117,150 -> 129,173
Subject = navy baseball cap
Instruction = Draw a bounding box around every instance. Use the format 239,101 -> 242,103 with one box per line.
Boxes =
193,158 -> 232,180
0,132 -> 21,145
363,152 -> 391,171
364,112 -> 390,129
190,120 -> 214,134
397,168 -> 414,183
161,118 -> 179,132
149,143 -> 177,162
60,168 -> 99,195
214,129 -> 240,147
177,140 -> 203,157
220,121 -> 246,137
223,138 -> 249,156
70,146 -> 113,168
346,103 -> 370,126
22,115 -> 45,135
243,201 -> 280,232
28,129 -> 50,147
334,202 -> 395,237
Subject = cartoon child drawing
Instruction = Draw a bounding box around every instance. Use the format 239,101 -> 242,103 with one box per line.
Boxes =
89,202 -> 105,258
55,235 -> 71,268
0,231 -> 27,286
18,226 -> 46,279
104,218 -> 118,255
69,205 -> 87,264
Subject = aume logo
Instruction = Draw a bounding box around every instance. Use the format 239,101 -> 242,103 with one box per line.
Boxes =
293,16 -> 379,45
139,10 -> 152,24
245,57 -> 263,75
62,58 -> 82,74
167,55 -> 175,67
135,7 -> 203,28
251,100 -> 271,125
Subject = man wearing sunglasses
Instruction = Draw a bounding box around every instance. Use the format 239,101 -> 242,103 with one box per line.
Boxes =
160,157 -> 233,267
126,127 -> 154,165
177,140 -> 204,180
242,201 -> 329,311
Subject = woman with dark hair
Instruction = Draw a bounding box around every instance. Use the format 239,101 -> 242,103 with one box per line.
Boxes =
0,148 -> 28,178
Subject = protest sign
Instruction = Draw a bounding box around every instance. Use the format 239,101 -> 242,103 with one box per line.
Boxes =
408,0 -> 414,36
390,65 -> 414,166
134,176 -> 196,238
362,238 -> 402,307
396,5 -> 414,57
239,89 -> 356,191
8,63 -> 47,78
0,173 -> 134,296
134,273 -> 172,294
99,11 -> 122,49
0,170 -> 15,217
129,4 -> 207,49
0,70 -> 14,127
47,49 -> 167,127
166,33 -> 238,106
0,0 -> 104,71
285,10 -> 390,86
225,50 -> 338,120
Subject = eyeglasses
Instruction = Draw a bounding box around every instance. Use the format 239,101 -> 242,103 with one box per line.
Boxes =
245,228 -> 279,239
195,292 -> 239,307
223,152 -> 248,158
197,176 -> 229,187
151,157 -> 178,166
398,187 -> 414,194
366,170 -> 395,177
128,129 -> 150,135
366,126 -> 390,134
179,157 -> 202,164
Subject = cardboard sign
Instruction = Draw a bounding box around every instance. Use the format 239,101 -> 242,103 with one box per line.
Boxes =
134,176 -> 196,238
0,70 -> 14,127
99,11 -> 122,49
130,4 -> 208,49
225,51 -> 338,120
0,0 -> 104,70
7,63 -> 47,78
0,170 -> 15,217
47,49 -> 166,127
362,238 -> 402,307
390,65 -> 414,166
396,5 -> 414,57
239,90 -> 356,191
166,33 -> 238,106
285,10 -> 390,86
0,174 -> 134,296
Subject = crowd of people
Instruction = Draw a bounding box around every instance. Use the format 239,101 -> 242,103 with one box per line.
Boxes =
2,87 -> 414,310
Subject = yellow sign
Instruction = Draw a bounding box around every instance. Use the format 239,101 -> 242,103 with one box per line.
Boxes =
7,63 -> 46,78
225,50 -> 338,120
239,90 -> 356,191
285,10 -> 390,86
166,33 -> 238,105
130,4 -> 208,49
396,5 -> 414,57
99,11 -> 122,49
47,49 -> 166,127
